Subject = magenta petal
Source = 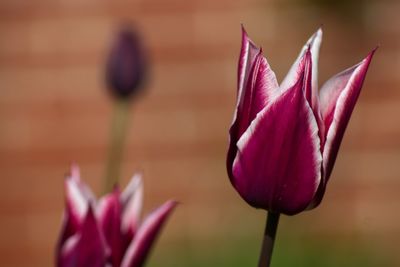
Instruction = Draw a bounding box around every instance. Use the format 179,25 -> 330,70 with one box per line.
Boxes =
235,27 -> 279,134
64,164 -> 96,226
59,207 -> 109,267
280,28 -> 322,110
232,73 -> 322,215
57,165 -> 93,252
308,49 -> 376,208
98,189 -> 123,267
236,52 -> 280,137
228,28 -> 279,180
120,174 -> 143,238
121,200 -> 177,267
237,25 -> 260,97
321,49 -> 376,176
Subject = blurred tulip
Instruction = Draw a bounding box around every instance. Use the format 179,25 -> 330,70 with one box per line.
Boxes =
57,165 -> 176,267
106,27 -> 147,99
103,26 -> 148,193
227,27 -> 376,215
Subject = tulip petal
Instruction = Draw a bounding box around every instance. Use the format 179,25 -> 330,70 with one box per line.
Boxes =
235,27 -> 279,133
238,25 -> 260,97
65,164 -> 96,224
121,200 -> 177,267
308,49 -> 376,208
121,174 -> 143,236
57,164 -> 95,251
98,189 -> 123,267
228,27 -> 279,180
232,70 -> 322,215
65,176 -> 88,224
236,52 -> 280,137
280,28 -> 322,111
59,207 -> 109,267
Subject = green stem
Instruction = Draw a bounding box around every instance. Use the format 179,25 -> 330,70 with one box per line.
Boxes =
103,99 -> 130,193
258,212 -> 280,267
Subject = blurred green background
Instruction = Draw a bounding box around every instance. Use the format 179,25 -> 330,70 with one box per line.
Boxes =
0,0 -> 399,266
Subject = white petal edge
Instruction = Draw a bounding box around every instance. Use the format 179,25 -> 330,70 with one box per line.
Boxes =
120,200 -> 176,267
121,173 -> 143,234
65,164 -> 96,222
321,58 -> 370,174
280,28 -> 323,94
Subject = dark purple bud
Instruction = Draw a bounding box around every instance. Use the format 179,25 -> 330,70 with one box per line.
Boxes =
106,26 -> 147,99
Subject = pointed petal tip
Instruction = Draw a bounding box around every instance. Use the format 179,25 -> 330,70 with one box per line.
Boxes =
240,25 -> 259,50
151,200 -> 178,220
240,24 -> 247,34
368,45 -> 379,59
120,199 -> 177,267
66,162 -> 80,181
241,24 -> 248,39
317,24 -> 323,33
360,46 -> 378,68
310,26 -> 323,41
160,200 -> 179,212
131,172 -> 143,184
167,199 -> 179,207
241,25 -> 252,44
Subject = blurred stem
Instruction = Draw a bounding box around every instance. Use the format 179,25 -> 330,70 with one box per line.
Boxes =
258,212 -> 280,267
104,98 -> 130,193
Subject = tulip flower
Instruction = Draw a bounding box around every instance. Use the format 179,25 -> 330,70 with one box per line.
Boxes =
227,27 -> 375,216
56,165 -> 176,267
227,26 -> 376,267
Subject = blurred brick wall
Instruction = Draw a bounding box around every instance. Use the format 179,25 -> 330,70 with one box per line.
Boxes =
0,0 -> 399,266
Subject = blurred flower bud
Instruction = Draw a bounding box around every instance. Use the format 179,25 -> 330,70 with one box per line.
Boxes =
106,26 -> 147,99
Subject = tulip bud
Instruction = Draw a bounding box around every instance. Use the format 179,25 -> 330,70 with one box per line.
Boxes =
106,26 -> 147,99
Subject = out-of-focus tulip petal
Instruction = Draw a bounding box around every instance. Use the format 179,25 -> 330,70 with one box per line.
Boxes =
121,200 -> 177,267
59,207 -> 109,267
120,174 -> 143,237
98,189 -> 123,267
58,165 -> 93,249
232,69 -> 322,215
65,164 -> 96,224
65,176 -> 88,224
280,28 -> 323,111
308,49 -> 376,208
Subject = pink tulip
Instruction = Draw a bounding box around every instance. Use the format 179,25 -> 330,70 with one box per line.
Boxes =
56,165 -> 176,267
227,27 -> 376,215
